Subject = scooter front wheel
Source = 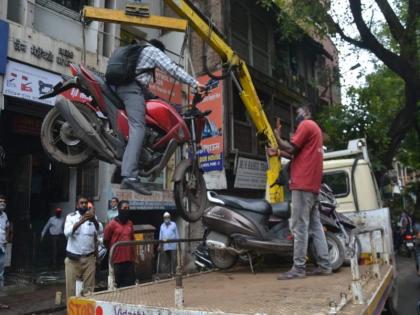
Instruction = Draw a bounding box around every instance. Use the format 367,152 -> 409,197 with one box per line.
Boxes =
209,248 -> 238,270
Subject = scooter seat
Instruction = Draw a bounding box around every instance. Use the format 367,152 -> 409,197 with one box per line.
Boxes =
213,194 -> 272,215
271,202 -> 290,219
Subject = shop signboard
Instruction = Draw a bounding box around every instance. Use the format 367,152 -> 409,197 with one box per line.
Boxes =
195,70 -> 224,172
234,157 -> 267,190
0,20 -> 8,74
3,60 -> 91,105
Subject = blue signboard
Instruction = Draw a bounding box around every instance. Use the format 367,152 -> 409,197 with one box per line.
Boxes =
0,20 -> 9,75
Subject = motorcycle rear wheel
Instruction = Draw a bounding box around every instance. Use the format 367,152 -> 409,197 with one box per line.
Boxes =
174,164 -> 207,222
41,102 -> 95,165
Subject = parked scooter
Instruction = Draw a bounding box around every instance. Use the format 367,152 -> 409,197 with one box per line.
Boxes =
202,183 -> 360,271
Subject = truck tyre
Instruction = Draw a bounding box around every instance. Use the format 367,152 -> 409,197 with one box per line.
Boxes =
41,102 -> 95,165
209,248 -> 238,270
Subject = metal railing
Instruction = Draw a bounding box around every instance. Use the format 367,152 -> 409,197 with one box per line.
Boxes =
328,225 -> 391,314
107,238 -> 203,307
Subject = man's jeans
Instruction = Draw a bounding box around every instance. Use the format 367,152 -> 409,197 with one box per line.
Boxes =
116,81 -> 146,178
0,247 -> 5,287
290,190 -> 331,271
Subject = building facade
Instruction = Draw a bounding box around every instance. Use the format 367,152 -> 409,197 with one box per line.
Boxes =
0,0 -> 340,271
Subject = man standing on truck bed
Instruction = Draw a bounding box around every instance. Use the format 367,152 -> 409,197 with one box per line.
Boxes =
269,105 -> 332,280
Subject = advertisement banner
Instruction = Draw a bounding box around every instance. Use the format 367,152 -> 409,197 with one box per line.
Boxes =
196,71 -> 224,172
3,60 -> 91,105
148,68 -> 183,104
234,157 -> 268,190
0,20 -> 8,74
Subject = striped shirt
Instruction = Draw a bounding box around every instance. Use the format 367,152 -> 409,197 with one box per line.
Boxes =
135,45 -> 198,89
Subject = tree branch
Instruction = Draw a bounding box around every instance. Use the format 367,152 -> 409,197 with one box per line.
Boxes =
349,0 -> 410,81
375,0 -> 405,43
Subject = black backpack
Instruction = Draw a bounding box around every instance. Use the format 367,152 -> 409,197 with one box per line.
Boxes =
105,44 -> 147,85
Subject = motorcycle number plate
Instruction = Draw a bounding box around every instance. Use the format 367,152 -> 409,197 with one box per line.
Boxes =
407,242 -> 414,248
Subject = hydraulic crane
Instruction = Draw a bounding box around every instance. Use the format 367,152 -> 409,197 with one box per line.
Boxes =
83,0 -> 284,203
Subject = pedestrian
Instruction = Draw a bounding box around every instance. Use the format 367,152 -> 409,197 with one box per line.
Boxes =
64,195 -> 100,300
414,222 -> 420,277
0,194 -> 11,310
158,212 -> 179,275
268,105 -> 332,280
41,207 -> 64,269
103,200 -> 135,288
108,39 -> 205,195
107,197 -> 119,222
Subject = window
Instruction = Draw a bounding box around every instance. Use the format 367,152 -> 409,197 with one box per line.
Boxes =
50,0 -> 89,12
323,171 -> 350,197
77,160 -> 99,199
230,0 -> 271,74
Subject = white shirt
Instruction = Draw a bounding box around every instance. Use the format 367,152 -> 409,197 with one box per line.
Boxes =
64,211 -> 99,255
41,216 -> 64,238
0,211 -> 9,251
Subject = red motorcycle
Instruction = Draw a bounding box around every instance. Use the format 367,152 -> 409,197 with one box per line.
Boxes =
40,63 -> 217,222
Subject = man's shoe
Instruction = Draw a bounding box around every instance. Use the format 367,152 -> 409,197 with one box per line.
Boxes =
277,268 -> 306,280
307,266 -> 333,276
121,178 -> 152,195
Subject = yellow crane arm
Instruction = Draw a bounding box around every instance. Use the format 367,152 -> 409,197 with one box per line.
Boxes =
164,0 -> 283,203
82,1 -> 283,203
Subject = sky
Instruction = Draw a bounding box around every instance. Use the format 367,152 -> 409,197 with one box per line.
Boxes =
330,0 -> 387,105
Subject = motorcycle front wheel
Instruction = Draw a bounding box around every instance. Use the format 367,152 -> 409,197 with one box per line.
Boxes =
41,102 -> 95,165
174,164 -> 207,222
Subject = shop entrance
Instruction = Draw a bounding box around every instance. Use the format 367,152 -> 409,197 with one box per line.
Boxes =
0,104 -> 68,272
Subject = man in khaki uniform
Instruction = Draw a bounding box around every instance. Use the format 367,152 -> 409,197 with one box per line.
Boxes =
64,195 -> 100,301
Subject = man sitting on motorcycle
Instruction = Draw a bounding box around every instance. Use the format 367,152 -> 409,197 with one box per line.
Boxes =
114,39 -> 205,195
268,105 -> 332,280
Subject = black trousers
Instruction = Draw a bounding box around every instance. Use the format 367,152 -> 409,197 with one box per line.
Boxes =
114,261 -> 135,288
50,235 -> 61,268
162,250 -> 177,275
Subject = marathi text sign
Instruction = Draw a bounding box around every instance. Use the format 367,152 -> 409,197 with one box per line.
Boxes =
234,157 -> 268,190
196,71 -> 224,172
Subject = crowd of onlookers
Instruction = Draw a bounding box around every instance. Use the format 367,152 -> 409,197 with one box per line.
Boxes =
0,193 -> 179,306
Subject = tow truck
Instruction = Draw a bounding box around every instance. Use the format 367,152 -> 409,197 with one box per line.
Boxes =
67,1 -> 397,314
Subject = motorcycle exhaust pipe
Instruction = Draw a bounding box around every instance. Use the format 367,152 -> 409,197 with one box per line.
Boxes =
206,240 -> 246,255
55,96 -> 117,164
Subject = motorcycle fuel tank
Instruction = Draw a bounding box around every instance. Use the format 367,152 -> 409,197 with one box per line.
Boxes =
145,99 -> 190,144
203,205 -> 263,239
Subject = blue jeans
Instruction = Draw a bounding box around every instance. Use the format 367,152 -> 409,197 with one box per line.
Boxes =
0,247 -> 5,287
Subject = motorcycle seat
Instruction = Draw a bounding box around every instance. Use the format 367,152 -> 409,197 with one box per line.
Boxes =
81,66 -> 125,109
271,202 -> 290,219
213,194 -> 272,215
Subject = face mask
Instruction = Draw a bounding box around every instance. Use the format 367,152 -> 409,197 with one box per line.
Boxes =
164,218 -> 170,225
118,210 -> 129,223
78,207 -> 88,215
295,114 -> 305,127
0,203 -> 5,212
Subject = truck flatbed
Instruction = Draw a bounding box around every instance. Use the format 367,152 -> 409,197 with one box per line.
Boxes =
68,263 -> 393,315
